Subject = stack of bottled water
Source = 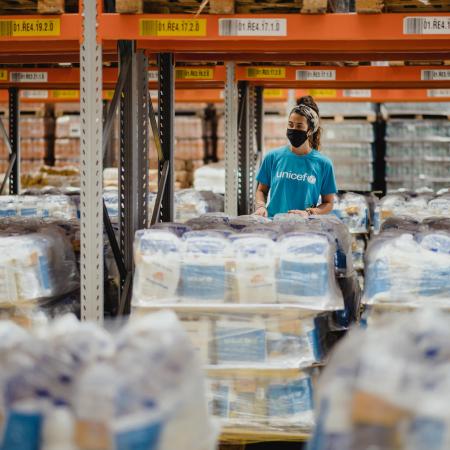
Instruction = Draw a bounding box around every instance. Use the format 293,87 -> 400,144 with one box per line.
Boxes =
0,312 -> 216,450
132,213 -> 360,438
309,310 -> 450,450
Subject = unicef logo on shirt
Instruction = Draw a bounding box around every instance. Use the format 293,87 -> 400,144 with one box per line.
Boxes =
307,175 -> 317,184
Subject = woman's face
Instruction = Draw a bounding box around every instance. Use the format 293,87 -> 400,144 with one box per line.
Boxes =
288,112 -> 309,132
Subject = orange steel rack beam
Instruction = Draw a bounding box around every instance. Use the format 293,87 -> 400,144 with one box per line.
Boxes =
99,13 -> 450,61
236,65 -> 450,89
1,65 -> 450,90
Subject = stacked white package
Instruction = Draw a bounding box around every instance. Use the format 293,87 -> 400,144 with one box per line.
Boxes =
0,312 -> 217,450
131,214 -> 358,438
0,195 -> 77,220
0,225 -> 78,309
364,231 -> 450,307
310,310 -> 450,450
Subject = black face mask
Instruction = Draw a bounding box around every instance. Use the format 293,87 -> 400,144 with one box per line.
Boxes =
286,128 -> 308,148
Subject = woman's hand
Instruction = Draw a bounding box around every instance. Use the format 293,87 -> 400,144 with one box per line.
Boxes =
254,206 -> 268,217
288,210 -> 309,217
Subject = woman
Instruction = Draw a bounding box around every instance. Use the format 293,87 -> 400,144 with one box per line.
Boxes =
255,96 -> 337,218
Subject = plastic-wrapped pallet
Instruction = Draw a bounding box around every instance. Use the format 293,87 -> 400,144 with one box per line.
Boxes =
0,224 -> 79,308
309,310 -> 450,450
364,230 -> 450,307
209,370 -> 315,434
0,311 -> 217,450
175,189 -> 224,222
132,222 -> 345,311
332,193 -> 370,234
194,162 -> 225,194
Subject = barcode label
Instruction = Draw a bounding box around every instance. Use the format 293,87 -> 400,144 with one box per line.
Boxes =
0,70 -> 7,81
264,89 -> 285,99
343,89 -> 372,98
69,124 -> 81,138
219,19 -> 286,36
21,90 -> 49,99
296,70 -> 336,81
140,19 -> 206,37
0,19 -> 60,37
422,70 -> 450,81
246,67 -> 286,79
307,89 -> 337,98
51,90 -> 79,99
404,17 -> 450,34
175,68 -> 214,80
148,70 -> 159,81
10,72 -> 48,83
371,61 -> 389,67
427,89 -> 450,98
0,21 -> 12,37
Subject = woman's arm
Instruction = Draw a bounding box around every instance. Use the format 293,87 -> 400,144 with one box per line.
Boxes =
308,194 -> 334,215
255,183 -> 269,217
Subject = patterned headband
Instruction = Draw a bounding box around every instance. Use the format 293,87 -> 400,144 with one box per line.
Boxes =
291,105 -> 320,133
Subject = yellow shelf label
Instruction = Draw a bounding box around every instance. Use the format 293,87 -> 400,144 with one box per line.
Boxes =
0,70 -> 7,81
264,89 -> 285,99
175,68 -> 214,80
52,90 -> 79,100
0,19 -> 60,37
246,67 -> 286,79
307,89 -> 337,98
103,90 -> 114,100
140,19 -> 206,37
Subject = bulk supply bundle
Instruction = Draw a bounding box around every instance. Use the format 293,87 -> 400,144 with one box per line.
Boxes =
131,213 -> 361,439
361,190 -> 450,325
103,189 -> 224,224
0,220 -> 79,324
332,193 -> 371,280
309,310 -> 450,450
0,312 -> 216,450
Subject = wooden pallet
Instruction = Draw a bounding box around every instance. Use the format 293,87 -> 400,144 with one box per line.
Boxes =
0,0 -> 73,14
356,0 -> 450,12
116,0 -> 327,14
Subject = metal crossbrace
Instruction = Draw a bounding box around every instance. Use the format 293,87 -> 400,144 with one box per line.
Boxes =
102,53 -> 132,286
150,160 -> 170,225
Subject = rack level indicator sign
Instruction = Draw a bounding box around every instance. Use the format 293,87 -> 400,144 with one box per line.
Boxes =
404,17 -> 450,34
343,89 -> 372,98
52,90 -> 79,99
10,72 -> 48,83
307,89 -> 337,98
428,89 -> 450,97
148,70 -> 159,81
140,19 -> 206,37
21,90 -> 49,99
0,70 -> 6,81
245,67 -> 286,79
297,70 -> 336,81
422,70 -> 450,81
175,68 -> 214,80
0,19 -> 60,37
219,18 -> 287,36
264,89 -> 285,99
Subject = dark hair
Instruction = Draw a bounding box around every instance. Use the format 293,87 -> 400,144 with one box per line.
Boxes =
292,95 -> 322,150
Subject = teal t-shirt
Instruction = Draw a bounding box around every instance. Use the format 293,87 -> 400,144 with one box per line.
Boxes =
256,146 -> 338,218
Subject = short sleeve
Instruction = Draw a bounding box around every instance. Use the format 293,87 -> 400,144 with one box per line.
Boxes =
321,161 -> 338,195
256,153 -> 273,187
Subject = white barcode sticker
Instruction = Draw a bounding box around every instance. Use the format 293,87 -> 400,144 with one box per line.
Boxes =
343,89 -> 372,98
10,72 -> 47,83
404,17 -> 450,34
371,61 -> 389,67
69,124 -> 81,138
148,70 -> 159,81
219,18 -> 287,36
427,89 -> 450,97
421,70 -> 450,81
21,90 -> 49,99
296,70 -> 336,81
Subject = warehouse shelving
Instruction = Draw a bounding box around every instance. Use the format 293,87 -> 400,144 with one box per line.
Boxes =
0,2 -> 449,325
